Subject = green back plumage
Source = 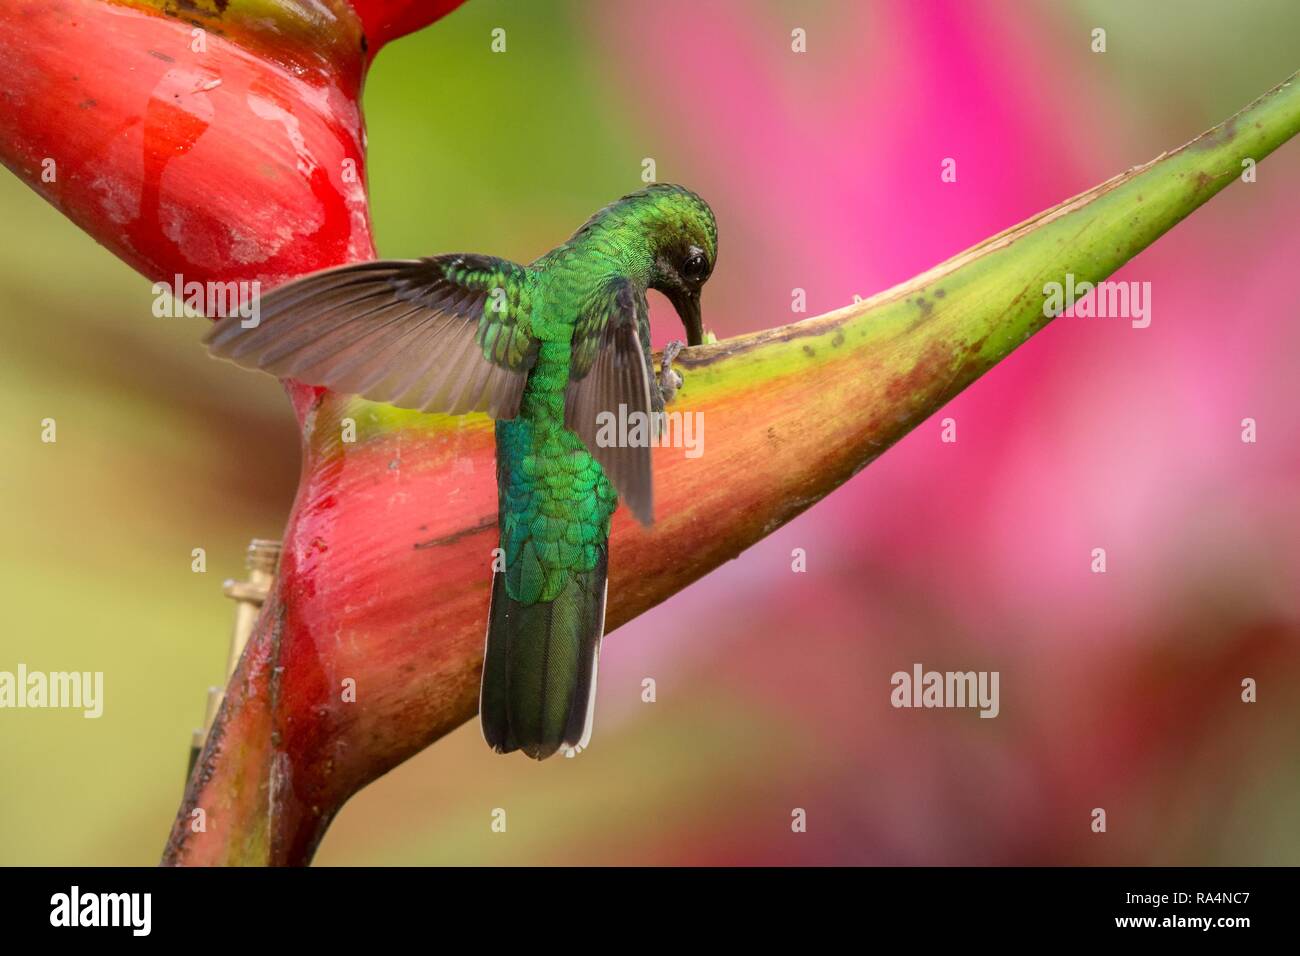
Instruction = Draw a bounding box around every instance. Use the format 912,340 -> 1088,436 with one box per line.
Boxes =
492,181 -> 719,597
480,185 -> 717,758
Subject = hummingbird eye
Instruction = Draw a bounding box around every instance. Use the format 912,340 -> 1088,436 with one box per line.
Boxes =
682,252 -> 709,283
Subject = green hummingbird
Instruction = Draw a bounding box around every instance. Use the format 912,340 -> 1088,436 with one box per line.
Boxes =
205,183 -> 718,759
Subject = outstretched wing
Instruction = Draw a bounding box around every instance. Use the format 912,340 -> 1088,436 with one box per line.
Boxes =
564,277 -> 656,526
205,255 -> 537,419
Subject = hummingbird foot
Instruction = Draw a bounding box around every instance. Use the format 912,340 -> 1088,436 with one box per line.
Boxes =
659,339 -> 685,404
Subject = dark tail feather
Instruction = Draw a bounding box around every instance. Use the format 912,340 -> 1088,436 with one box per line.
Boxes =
480,552 -> 608,760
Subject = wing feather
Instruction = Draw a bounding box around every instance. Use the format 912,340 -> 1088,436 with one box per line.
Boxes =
564,279 -> 656,525
205,256 -> 537,419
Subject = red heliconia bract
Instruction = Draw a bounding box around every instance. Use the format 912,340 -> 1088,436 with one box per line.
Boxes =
1,0 -> 470,863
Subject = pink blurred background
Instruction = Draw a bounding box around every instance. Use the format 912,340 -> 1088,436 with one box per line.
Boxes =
1,0 -> 1296,864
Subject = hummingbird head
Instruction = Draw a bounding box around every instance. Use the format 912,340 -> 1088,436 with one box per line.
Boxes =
585,183 -> 717,346
643,184 -> 716,347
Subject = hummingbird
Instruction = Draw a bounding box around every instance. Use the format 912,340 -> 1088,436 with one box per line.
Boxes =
205,183 -> 717,759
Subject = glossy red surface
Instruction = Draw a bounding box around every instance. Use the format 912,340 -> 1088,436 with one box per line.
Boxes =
0,0 -> 469,864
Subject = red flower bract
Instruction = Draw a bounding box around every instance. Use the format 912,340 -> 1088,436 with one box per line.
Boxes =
1,0 -> 470,864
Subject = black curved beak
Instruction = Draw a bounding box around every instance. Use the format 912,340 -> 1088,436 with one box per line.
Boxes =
667,288 -> 704,346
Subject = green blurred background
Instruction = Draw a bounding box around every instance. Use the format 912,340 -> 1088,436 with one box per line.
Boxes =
2,0 -> 1298,864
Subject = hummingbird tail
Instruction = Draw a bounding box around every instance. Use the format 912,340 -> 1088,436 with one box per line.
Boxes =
480,553 -> 608,760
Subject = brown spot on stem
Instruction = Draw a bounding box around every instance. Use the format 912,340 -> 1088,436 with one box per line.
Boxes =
414,514 -> 496,550
674,310 -> 852,369
1192,116 -> 1238,151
